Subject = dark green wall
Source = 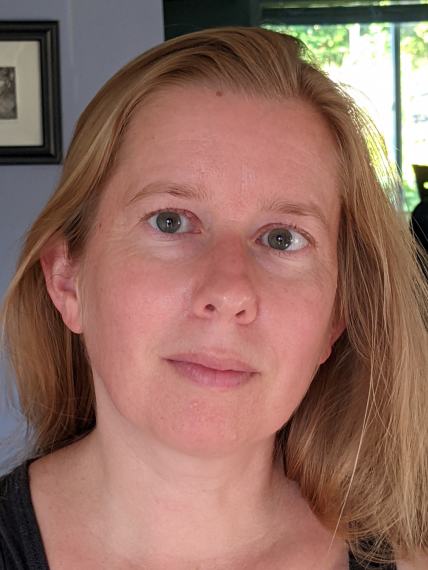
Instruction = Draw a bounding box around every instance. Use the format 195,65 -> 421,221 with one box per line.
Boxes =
163,0 -> 261,40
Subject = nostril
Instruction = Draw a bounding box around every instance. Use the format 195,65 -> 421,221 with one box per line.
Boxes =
206,304 -> 215,312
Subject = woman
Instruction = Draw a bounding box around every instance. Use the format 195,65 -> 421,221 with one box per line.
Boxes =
1,28 -> 427,570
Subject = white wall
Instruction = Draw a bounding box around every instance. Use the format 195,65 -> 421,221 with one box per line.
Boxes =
0,0 -> 164,445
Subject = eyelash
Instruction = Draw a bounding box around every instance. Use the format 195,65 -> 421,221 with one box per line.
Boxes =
140,207 -> 314,252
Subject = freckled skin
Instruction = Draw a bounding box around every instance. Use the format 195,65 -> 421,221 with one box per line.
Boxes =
76,89 -> 342,457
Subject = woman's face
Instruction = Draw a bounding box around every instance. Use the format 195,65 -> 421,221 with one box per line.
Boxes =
75,88 -> 342,455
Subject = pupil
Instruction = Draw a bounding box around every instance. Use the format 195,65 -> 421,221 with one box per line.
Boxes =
268,228 -> 293,250
157,212 -> 181,233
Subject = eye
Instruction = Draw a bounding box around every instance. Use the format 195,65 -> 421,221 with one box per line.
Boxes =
259,227 -> 309,252
147,210 -> 194,234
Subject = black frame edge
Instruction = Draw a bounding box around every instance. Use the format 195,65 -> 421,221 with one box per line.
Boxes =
0,20 -> 62,165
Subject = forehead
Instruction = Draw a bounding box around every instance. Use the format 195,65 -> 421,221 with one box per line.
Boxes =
107,88 -> 339,216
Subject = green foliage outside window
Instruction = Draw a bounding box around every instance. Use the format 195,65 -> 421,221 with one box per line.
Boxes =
401,22 -> 428,69
264,22 -> 428,72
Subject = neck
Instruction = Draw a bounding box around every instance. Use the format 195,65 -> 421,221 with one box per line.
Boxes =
66,418 -> 295,566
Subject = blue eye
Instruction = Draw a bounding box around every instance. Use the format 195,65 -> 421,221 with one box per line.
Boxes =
147,211 -> 193,234
259,227 -> 308,251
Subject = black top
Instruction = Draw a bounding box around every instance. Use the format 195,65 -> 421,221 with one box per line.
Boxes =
0,463 -> 396,570
0,463 -> 48,570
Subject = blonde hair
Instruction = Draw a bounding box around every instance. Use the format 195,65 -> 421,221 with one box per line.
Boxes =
1,27 -> 427,565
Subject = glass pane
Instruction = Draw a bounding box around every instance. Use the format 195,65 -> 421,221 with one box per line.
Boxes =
400,22 -> 428,211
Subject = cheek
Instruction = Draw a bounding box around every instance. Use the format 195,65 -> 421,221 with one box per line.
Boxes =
262,293 -> 334,409
82,254 -> 186,359
81,257 -> 190,438
252,277 -> 337,432
260,264 -> 337,358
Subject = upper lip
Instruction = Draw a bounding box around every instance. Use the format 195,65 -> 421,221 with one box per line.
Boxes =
166,353 -> 256,373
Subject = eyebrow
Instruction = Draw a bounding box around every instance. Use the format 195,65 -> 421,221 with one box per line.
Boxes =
126,182 -> 210,206
258,195 -> 330,231
127,182 -> 330,230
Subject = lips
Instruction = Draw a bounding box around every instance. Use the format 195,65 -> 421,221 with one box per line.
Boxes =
167,353 -> 256,372
165,353 -> 257,389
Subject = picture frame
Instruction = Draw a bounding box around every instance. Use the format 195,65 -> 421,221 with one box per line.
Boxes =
0,21 -> 62,165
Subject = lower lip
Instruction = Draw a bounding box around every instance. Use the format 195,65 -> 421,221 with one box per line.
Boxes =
166,360 -> 254,390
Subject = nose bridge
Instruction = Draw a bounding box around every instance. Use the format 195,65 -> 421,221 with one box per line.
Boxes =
211,231 -> 248,272
192,232 -> 258,324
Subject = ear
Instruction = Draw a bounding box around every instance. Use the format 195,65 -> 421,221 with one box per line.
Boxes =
319,318 -> 346,365
40,239 -> 83,334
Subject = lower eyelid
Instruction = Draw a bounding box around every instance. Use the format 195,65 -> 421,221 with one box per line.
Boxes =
267,244 -> 311,260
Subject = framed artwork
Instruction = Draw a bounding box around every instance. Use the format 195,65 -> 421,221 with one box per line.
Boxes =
0,21 -> 62,165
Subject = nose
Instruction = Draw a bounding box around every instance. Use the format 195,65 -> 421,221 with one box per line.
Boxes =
192,236 -> 258,325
